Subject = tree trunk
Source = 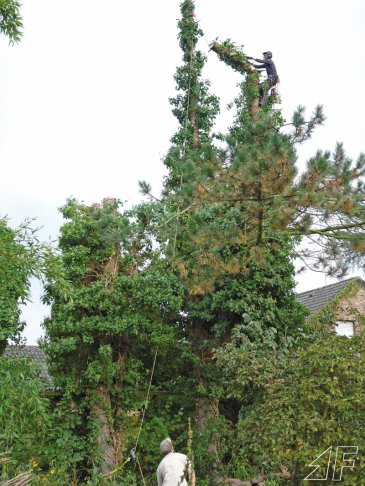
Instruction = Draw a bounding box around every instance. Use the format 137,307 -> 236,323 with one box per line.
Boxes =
195,396 -> 219,429
92,385 -> 117,476
193,321 -> 220,433
190,93 -> 200,150
249,96 -> 260,121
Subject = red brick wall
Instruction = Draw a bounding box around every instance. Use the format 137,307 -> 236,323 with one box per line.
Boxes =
334,287 -> 365,334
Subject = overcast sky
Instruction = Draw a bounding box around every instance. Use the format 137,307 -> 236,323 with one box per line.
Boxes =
1,1 -> 365,344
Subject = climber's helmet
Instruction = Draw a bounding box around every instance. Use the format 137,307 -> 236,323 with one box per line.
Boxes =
263,51 -> 272,59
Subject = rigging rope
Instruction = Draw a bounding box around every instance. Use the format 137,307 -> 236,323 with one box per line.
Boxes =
101,347 -> 158,482
129,346 -> 159,483
136,455 -> 147,486
134,347 -> 159,453
193,11 -> 211,47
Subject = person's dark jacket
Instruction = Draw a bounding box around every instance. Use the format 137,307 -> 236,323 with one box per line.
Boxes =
252,58 -> 277,77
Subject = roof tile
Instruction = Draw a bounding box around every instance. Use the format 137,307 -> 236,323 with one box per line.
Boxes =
3,345 -> 52,387
297,277 -> 363,314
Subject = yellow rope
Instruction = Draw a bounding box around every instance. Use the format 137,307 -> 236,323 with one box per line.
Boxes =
101,456 -> 130,478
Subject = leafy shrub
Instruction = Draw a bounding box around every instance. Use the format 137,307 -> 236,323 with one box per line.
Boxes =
234,333 -> 365,485
0,357 -> 50,479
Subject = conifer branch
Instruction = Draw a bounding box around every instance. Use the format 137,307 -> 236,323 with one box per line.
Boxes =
138,180 -> 161,202
288,219 -> 365,237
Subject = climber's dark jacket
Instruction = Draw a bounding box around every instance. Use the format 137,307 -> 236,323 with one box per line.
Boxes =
252,58 -> 277,78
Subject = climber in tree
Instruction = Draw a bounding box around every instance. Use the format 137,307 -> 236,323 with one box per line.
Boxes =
248,51 -> 278,105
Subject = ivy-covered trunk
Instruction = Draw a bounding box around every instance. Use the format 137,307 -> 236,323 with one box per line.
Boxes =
43,197 -> 183,480
42,199 -> 132,476
191,320 -> 222,470
91,385 -> 117,475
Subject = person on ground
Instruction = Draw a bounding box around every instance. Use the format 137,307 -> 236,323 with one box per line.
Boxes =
156,437 -> 196,486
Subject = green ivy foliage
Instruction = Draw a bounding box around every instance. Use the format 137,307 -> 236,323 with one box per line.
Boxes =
124,400 -> 190,485
42,198 -> 186,480
163,0 -> 219,192
193,236 -> 308,345
218,332 -> 365,485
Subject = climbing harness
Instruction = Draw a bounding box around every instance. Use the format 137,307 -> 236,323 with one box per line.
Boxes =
270,74 -> 281,109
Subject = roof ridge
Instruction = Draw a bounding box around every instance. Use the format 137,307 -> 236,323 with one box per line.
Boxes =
297,276 -> 363,296
6,344 -> 40,348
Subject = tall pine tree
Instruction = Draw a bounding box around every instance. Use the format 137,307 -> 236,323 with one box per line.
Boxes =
143,6 -> 308,482
148,1 -> 365,480
179,38 -> 365,284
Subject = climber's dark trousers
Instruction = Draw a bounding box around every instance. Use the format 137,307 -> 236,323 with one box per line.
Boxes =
259,75 -> 277,106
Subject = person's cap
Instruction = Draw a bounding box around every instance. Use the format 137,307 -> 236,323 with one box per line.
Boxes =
160,437 -> 173,453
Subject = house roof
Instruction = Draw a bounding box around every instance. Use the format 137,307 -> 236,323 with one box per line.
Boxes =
297,277 -> 364,315
3,345 -> 52,387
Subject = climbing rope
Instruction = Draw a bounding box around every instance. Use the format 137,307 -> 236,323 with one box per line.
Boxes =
136,455 -> 147,485
134,347 -> 159,453
129,346 -> 159,484
101,348 -> 158,483
193,11 -> 211,48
